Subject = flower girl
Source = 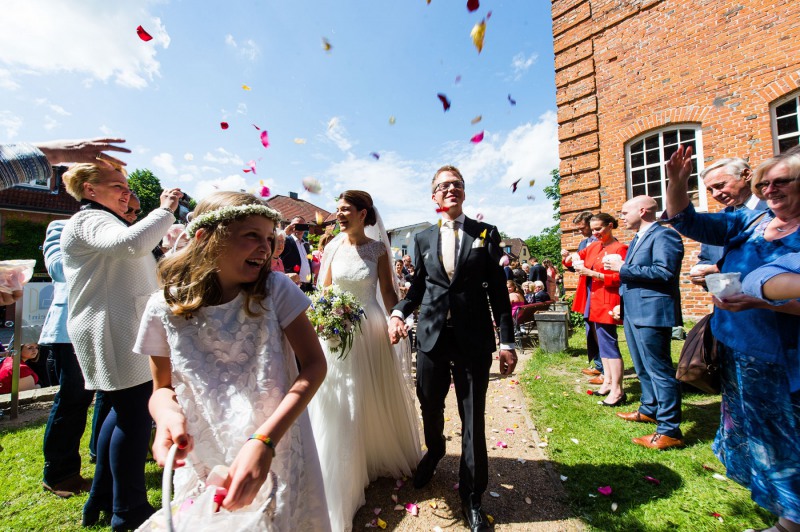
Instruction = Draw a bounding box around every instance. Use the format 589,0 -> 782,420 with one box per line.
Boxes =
134,191 -> 330,530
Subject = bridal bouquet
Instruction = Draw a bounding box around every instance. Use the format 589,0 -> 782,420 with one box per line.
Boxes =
307,285 -> 366,359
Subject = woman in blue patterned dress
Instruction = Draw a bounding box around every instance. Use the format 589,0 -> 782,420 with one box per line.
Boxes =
665,147 -> 800,532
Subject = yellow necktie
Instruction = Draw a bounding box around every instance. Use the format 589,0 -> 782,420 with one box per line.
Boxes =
442,220 -> 458,279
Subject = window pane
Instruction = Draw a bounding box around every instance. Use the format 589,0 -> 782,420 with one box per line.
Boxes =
779,136 -> 800,153
687,175 -> 699,192
632,184 -> 646,197
630,140 -> 644,152
653,197 -> 664,211
645,135 -> 659,150
645,149 -> 661,165
776,98 -> 798,118
663,144 -> 678,160
663,131 -> 677,146
679,129 -> 696,140
646,167 -> 661,182
630,152 -> 644,167
777,116 -> 798,136
632,169 -> 645,185
649,181 -> 662,198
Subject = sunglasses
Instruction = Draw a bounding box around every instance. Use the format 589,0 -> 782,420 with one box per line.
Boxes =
126,207 -> 142,216
754,177 -> 796,193
433,180 -> 465,193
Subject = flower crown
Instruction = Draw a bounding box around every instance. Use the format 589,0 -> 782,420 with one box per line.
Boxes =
185,204 -> 283,237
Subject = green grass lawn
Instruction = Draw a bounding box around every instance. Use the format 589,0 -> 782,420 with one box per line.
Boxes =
0,408 -> 163,531
520,328 -> 774,532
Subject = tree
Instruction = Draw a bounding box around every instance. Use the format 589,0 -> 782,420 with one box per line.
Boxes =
127,168 -> 163,217
543,168 -> 561,221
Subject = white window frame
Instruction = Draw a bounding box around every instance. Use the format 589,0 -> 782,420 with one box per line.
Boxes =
625,125 -> 707,214
770,90 -> 800,154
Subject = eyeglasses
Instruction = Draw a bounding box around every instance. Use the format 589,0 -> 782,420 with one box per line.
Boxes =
126,208 -> 142,215
433,180 -> 465,193
754,177 -> 796,193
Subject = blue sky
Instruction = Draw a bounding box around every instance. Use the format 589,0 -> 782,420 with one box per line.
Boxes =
0,0 -> 559,238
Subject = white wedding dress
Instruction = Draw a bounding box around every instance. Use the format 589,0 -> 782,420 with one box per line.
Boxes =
309,239 -> 421,532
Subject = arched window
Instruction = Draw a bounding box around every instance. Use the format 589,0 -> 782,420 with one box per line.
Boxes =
771,91 -> 800,154
625,126 -> 707,213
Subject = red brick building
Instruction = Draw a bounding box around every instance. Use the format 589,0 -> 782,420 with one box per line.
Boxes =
552,0 -> 800,318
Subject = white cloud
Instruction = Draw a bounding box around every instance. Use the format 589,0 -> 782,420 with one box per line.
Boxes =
34,98 -> 71,116
43,115 -> 60,131
203,147 -> 243,166
0,1 -> 170,89
0,68 -> 20,90
99,125 -> 114,135
511,52 -> 538,80
152,153 -> 178,176
324,117 -> 353,152
0,111 -> 23,138
224,34 -> 260,61
193,174 -> 251,200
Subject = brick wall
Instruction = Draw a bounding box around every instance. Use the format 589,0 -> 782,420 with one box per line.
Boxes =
552,0 -> 800,320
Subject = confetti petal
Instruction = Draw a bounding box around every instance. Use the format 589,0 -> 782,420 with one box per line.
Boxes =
643,475 -> 661,485
455,75 -> 462,84
467,0 -> 480,12
393,504 -> 404,511
259,185 -> 270,198
525,497 -> 532,504
597,486 -> 613,497
220,122 -> 229,130
511,178 -> 521,192
370,152 -> 380,160
529,178 -> 536,187
476,212 -> 484,221
373,508 -> 381,516
293,265 -> 300,273
294,138 -> 306,144
136,25 -> 153,42
496,441 -> 507,448
315,211 -> 325,225
537,442 -> 548,448
428,501 -> 437,509
560,475 -> 568,481
376,518 -> 387,529
505,428 -> 515,434
611,502 -> 619,512
395,479 -> 404,488
437,93 -> 451,112
391,494 -> 398,503
404,503 -> 419,516
508,94 -> 517,106
322,38 -> 332,51
470,131 -> 485,144
470,19 -> 486,53
587,390 -> 594,395
471,115 -> 483,125
453,482 -> 460,490
435,206 -> 449,214
302,177 -> 322,194
252,124 -> 261,130
571,438 -> 579,444
242,85 -> 251,91
499,255 -> 509,267
487,514 -> 494,524
712,473 -> 727,481
489,491 -> 500,498
260,130 -> 270,148
243,160 -> 257,175
389,116 -> 396,125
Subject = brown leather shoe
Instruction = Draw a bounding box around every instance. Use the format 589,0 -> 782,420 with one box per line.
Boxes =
587,376 -> 605,385
632,433 -> 685,450
616,411 -> 657,424
42,474 -> 93,498
581,368 -> 601,376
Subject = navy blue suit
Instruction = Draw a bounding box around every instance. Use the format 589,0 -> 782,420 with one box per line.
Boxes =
619,223 -> 684,438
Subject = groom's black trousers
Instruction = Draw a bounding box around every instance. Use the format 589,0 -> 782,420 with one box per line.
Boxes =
416,325 -> 492,509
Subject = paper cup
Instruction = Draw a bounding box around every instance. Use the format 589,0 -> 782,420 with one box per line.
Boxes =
603,253 -> 621,266
705,272 -> 742,298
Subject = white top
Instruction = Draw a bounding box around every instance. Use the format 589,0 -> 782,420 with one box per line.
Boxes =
134,272 -> 330,531
62,207 -> 175,391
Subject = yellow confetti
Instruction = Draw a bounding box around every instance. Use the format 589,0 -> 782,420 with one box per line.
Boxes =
429,501 -> 438,509
470,20 -> 486,54
377,518 -> 387,529
389,115 -> 396,125
242,84 -> 251,91
513,423 -> 519,428
529,178 -> 536,187
322,37 -> 332,51
315,211 -> 324,225
487,514 -> 494,524
293,138 -> 307,144
471,115 -> 482,125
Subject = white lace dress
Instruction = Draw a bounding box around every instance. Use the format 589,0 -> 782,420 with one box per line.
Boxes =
134,273 -> 330,531
309,240 -> 421,532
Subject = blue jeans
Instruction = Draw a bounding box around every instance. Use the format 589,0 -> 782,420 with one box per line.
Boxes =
41,343 -> 95,485
623,321 -> 682,438
89,381 -> 153,514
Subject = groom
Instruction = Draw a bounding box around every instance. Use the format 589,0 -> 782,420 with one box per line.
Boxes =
389,165 -> 516,532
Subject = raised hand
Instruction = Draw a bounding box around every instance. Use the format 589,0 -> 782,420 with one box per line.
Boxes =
665,144 -> 693,185
34,138 -> 131,168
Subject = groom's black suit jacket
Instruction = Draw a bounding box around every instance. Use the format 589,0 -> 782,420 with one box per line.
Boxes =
395,216 -> 514,355
280,235 -> 312,275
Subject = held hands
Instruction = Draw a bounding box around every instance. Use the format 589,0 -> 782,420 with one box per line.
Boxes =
152,410 -> 193,469
159,188 -> 183,212
388,316 -> 408,345
498,349 -> 517,376
222,439 -> 273,511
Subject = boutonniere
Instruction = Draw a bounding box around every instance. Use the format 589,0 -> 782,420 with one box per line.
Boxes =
472,228 -> 488,249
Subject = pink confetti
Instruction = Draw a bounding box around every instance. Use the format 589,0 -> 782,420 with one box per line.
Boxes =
453,482 -> 460,490
393,504 -> 404,511
597,486 -> 613,497
252,124 -> 260,130
435,206 -> 448,213
373,508 -> 382,516
136,25 -> 153,42
467,0 -> 479,12
499,255 -> 509,267
508,94 -> 517,106
511,178 -> 521,192
395,479 -> 404,488
437,93 -> 451,112
534,375 -> 541,380
370,152 -> 380,160
258,185 -> 270,198
487,10 -> 492,18
243,160 -> 257,174
455,75 -> 462,84
643,475 -> 661,485
404,503 -> 419,516
391,494 -> 398,503
496,441 -> 507,448
260,130 -> 270,148
220,122 -> 229,130
476,212 -> 484,221
505,428 -> 514,434
587,390 -> 594,395
470,131 -> 484,144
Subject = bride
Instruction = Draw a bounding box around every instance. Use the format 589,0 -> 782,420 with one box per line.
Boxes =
309,190 -> 421,532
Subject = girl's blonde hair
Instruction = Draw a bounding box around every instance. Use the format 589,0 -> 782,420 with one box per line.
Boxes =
158,191 -> 278,318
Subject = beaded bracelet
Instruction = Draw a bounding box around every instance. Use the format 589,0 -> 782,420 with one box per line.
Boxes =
248,433 -> 276,456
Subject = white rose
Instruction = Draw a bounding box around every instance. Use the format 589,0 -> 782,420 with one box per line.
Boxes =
327,336 -> 342,348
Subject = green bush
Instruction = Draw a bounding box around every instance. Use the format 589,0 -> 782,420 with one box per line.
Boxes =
0,219 -> 48,272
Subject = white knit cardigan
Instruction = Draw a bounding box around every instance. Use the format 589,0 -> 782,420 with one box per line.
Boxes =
62,207 -> 175,391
